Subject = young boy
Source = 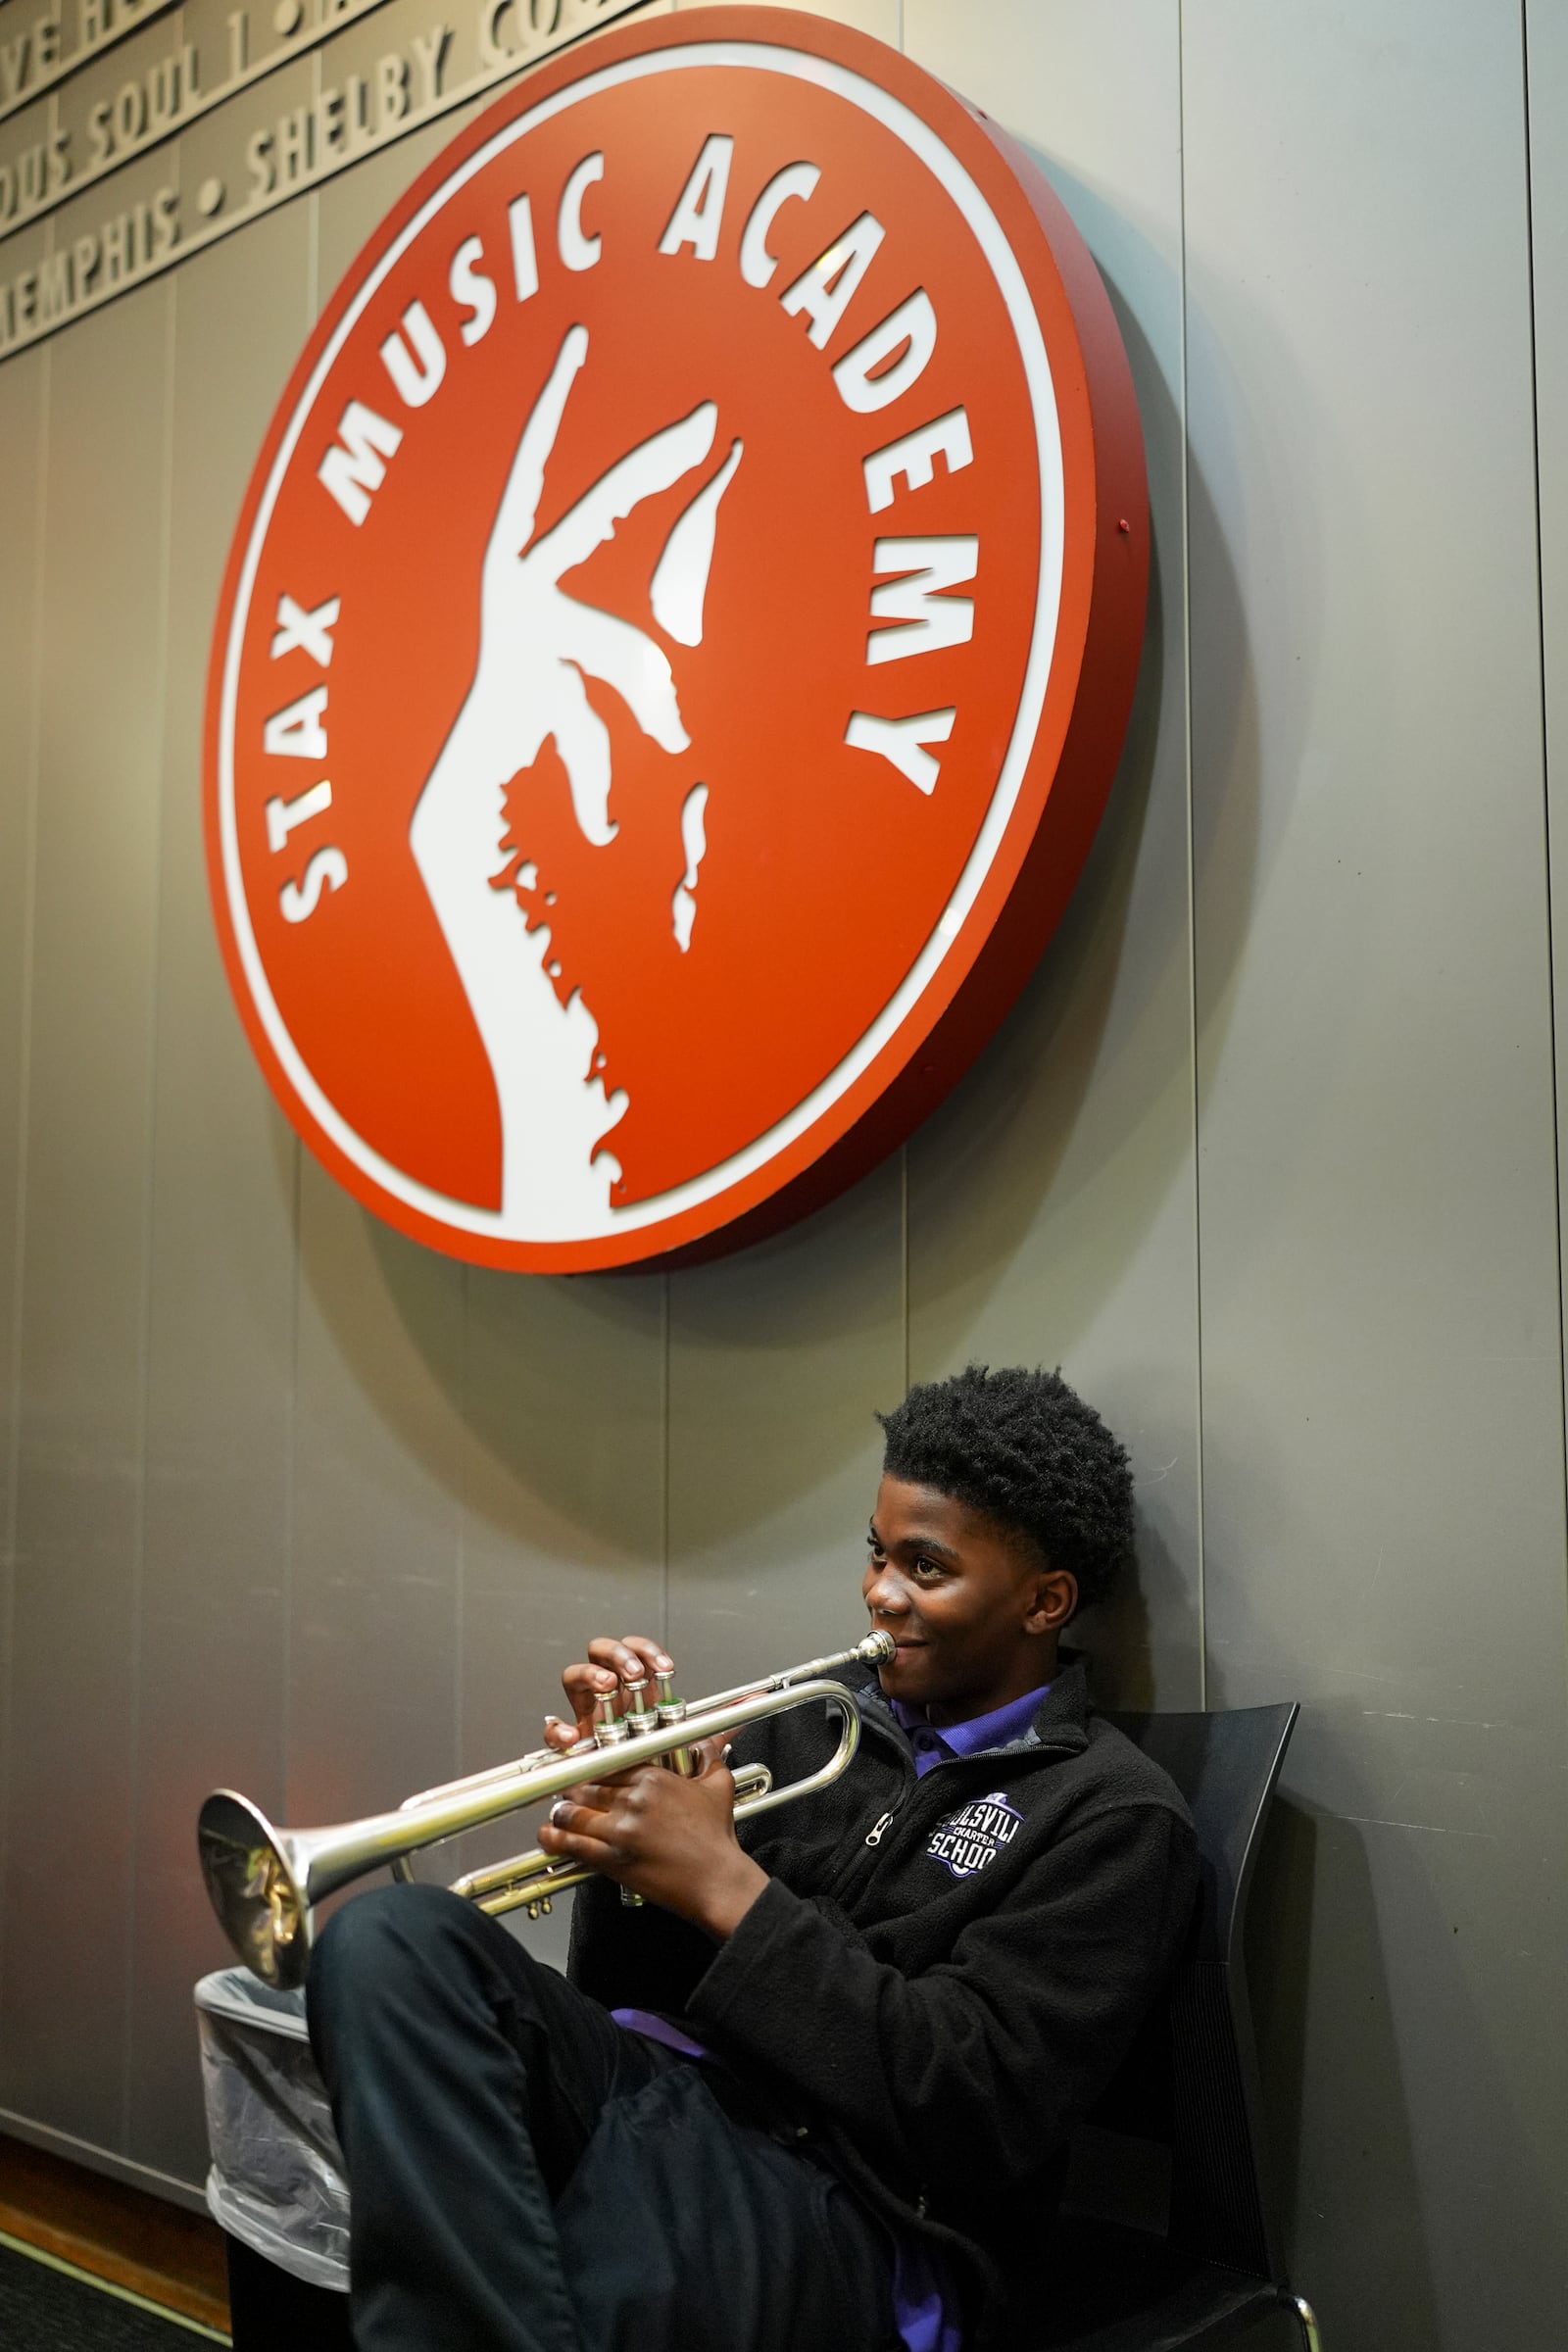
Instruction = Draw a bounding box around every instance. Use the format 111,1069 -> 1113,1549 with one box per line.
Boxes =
308,1365 -> 1197,2352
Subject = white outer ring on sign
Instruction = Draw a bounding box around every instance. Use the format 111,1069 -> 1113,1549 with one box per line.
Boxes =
220,39 -> 1066,1243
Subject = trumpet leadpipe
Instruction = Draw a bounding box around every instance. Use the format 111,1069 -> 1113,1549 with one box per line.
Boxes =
683,1630 -> 894,1713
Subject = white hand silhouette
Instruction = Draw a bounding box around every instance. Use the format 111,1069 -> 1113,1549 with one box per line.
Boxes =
410,325 -> 740,1233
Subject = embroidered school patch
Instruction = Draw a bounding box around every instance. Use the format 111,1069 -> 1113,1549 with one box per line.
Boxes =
927,1791 -> 1023,1880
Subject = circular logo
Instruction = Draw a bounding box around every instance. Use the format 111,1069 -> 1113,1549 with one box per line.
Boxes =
205,5 -> 1147,1271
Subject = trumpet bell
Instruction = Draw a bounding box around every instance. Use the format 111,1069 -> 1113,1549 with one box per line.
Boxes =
198,1790 -> 311,1991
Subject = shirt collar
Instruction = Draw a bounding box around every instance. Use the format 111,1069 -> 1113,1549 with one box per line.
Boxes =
890,1682 -> 1051,1759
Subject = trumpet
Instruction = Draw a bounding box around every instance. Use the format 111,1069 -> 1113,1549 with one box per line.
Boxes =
197,1632 -> 895,1990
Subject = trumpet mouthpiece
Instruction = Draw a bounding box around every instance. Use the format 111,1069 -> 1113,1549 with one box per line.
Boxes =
858,1631 -> 897,1664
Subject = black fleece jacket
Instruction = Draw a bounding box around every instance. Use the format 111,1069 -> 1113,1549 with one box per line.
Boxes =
568,1654 -> 1197,2342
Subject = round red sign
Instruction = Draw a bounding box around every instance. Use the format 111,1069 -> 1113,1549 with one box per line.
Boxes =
205,5 -> 1147,1271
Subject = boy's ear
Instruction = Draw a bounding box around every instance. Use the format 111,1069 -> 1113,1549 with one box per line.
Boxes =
1026,1568 -> 1078,1635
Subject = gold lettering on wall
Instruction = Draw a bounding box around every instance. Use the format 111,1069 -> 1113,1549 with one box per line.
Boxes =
0,0 -> 183,129
0,0 -> 648,356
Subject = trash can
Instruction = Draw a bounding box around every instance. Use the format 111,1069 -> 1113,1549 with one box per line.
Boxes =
196,1967 -> 353,2346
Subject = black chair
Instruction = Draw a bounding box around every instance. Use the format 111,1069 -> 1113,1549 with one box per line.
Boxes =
1028,1701 -> 1318,2352
225,2234 -> 351,2351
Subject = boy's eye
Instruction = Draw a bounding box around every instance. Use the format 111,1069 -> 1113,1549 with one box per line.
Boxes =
912,1557 -> 943,1580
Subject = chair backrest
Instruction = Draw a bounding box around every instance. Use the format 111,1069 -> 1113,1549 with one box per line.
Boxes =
1096,1702 -> 1298,2282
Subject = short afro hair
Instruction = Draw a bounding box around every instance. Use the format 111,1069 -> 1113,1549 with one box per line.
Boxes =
876,1364 -> 1135,1613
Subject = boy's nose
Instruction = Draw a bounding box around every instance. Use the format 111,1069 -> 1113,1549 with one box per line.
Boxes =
863,1568 -> 907,1617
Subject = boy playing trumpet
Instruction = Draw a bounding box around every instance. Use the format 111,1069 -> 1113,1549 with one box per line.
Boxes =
308,1365 -> 1197,2352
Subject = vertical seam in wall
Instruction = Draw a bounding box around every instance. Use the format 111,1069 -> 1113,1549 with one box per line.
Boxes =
901,1147 -> 909,1392
122,271 -> 180,2152
1177,0 -> 1207,1710
1519,2 -> 1568,1630
455,1265 -> 467,1777
284,1135 -> 300,1814
661,1272 -> 670,1647
0,336 -> 51,2050
287,195 -> 320,1815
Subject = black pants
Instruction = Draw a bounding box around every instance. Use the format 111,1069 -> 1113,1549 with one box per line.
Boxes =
307,1882 -> 895,2352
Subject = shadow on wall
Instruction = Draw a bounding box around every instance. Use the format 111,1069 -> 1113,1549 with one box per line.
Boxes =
281,1087 -> 663,1559
1242,1708 -> 1563,2347
1073,1504 -> 1199,1715
1245,1796 -> 1445,2349
903,344 -> 1255,1369
1196,1382 -> 1443,2346
889,212 -> 1260,1715
347,1165 -> 907,1555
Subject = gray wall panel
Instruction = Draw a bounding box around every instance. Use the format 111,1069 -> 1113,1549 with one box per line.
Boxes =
460,1267 -> 664,1757
1183,2 -> 1568,2340
0,356 -> 42,1540
666,1164 -> 905,1693
903,0 -> 1201,1709
450,1266 -> 663,1911
0,281 -> 171,2146
0,344 -> 44,2075
290,1167 -> 466,1827
1530,5 -> 1568,1470
126,211 -> 316,2180
0,358 -> 43,1492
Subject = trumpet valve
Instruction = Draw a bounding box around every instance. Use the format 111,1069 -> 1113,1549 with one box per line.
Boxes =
592,1691 -> 631,1747
656,1690 -> 698,1777
624,1677 -> 660,1739
620,1674 -> 658,1749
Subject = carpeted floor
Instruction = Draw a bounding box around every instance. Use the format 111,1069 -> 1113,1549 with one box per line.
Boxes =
0,2236 -> 228,2348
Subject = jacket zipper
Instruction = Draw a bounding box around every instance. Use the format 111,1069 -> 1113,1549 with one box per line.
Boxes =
838,1690 -> 1082,1889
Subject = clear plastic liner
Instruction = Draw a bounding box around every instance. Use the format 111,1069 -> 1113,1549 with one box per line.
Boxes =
195,1967 -> 351,2292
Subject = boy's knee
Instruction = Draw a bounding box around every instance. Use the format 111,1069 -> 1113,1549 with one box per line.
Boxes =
309,1882 -> 472,2025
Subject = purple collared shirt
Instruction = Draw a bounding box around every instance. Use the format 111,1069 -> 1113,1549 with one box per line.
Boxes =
889,1682 -> 1049,1778
613,1681 -> 1051,2352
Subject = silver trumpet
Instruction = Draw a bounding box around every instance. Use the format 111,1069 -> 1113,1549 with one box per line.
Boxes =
197,1632 -> 895,1990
